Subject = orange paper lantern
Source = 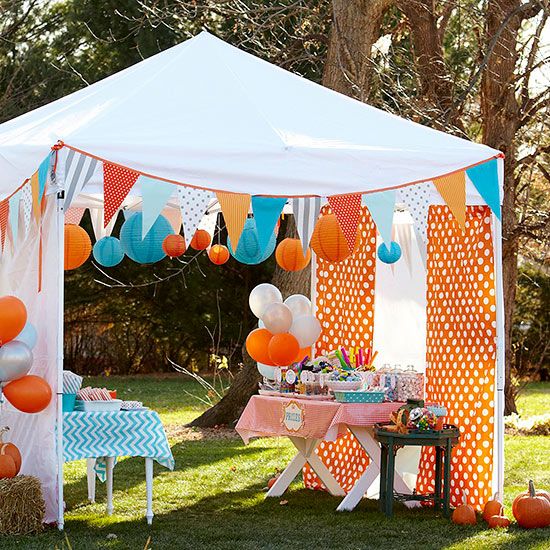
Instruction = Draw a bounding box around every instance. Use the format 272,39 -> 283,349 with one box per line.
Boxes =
268,333 -> 300,366
190,229 -> 211,250
0,296 -> 27,345
209,244 -> 230,265
3,375 -> 52,414
310,213 -> 354,263
162,234 -> 186,257
246,328 -> 275,365
275,238 -> 311,271
64,224 -> 92,270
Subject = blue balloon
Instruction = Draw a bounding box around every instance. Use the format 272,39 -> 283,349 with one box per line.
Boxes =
120,212 -> 173,264
377,241 -> 402,264
227,218 -> 276,265
15,322 -> 37,350
93,236 -> 125,267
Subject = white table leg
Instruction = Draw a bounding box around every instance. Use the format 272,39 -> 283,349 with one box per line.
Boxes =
266,449 -> 308,497
105,457 -> 115,516
145,458 -> 154,525
86,458 -> 96,503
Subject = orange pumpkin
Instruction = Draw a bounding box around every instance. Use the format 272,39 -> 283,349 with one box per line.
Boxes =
0,427 -> 21,475
487,515 -> 511,529
512,481 -> 550,518
208,244 -> 230,265
310,213 -> 355,263
162,234 -> 186,257
513,480 -> 550,529
189,229 -> 211,250
275,238 -> 311,271
0,454 -> 16,479
452,491 -> 477,525
267,476 -> 279,489
483,493 -> 503,522
64,224 -> 92,270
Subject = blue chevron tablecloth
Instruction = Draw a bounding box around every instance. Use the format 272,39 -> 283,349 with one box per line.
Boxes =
63,410 -> 174,481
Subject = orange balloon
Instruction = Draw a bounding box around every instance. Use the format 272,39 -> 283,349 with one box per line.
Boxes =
64,224 -> 92,270
162,234 -> 186,257
246,328 -> 275,365
3,375 -> 52,414
208,244 -> 230,265
190,229 -> 211,250
310,213 -> 356,263
0,296 -> 27,345
294,347 -> 311,363
268,333 -> 300,366
275,238 -> 311,271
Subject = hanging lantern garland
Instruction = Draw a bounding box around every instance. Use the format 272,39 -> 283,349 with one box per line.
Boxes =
190,229 -> 211,251
208,244 -> 230,265
64,224 -> 92,270
162,234 -> 186,258
377,241 -> 402,264
93,236 -> 125,267
275,238 -> 311,272
120,212 -> 173,264
227,218 -> 276,265
310,213 -> 354,263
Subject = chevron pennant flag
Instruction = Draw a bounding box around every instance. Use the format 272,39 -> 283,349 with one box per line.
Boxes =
63,410 -> 174,481
433,171 -> 466,230
362,189 -> 396,245
251,196 -> 287,252
466,158 -> 501,220
65,149 -> 99,209
103,163 -> 139,227
179,186 -> 214,247
139,176 -> 176,238
292,197 -> 321,255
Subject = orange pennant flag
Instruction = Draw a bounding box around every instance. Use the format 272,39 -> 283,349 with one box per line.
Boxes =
432,171 -> 466,230
0,199 -> 9,252
216,191 -> 251,250
30,171 -> 41,224
103,162 -> 139,227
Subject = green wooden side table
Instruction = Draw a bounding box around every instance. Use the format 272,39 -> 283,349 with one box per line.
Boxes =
374,424 -> 460,517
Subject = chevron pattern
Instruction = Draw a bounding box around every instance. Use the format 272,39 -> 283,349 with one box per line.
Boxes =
63,411 -> 174,481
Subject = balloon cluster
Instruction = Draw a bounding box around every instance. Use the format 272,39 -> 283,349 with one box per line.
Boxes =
246,284 -> 322,369
0,296 -> 52,414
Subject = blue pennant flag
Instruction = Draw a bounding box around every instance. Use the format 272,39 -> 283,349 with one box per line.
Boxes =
38,154 -> 51,201
251,196 -> 287,252
362,190 -> 396,244
466,158 -> 501,220
140,176 -> 176,238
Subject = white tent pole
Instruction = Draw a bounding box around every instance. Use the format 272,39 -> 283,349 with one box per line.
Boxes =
310,250 -> 317,360
55,151 -> 66,530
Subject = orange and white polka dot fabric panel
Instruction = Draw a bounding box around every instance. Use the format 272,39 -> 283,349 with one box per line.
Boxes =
303,206 -> 377,492
416,205 -> 496,510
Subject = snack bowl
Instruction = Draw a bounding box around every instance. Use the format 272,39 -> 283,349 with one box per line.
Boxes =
326,380 -> 362,392
74,399 -> 123,412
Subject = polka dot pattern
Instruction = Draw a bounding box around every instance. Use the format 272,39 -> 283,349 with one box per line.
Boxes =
303,205 -> 376,491
65,207 -> 86,226
178,186 -> 214,247
21,183 -> 33,234
398,181 -> 432,244
415,205 -> 496,511
103,163 -> 139,228
327,194 -> 362,251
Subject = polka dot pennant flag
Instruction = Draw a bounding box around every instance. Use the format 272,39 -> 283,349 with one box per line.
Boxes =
30,171 -> 40,224
328,193 -> 362,251
432,171 -> 466,231
179,186 -> 214,248
251,196 -> 287,252
397,181 -> 432,245
216,191 -> 251,250
292,197 -> 322,255
21,182 -> 33,236
361,189 -> 396,245
466,158 -> 501,220
139,176 -> 176,239
103,162 -> 139,228
65,207 -> 86,226
8,190 -> 21,250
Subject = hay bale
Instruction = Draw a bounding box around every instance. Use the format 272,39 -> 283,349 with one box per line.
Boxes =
0,476 -> 45,535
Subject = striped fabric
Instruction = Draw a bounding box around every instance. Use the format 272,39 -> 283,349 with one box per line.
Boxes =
64,149 -> 99,209
216,191 -> 250,249
292,197 -> 321,255
432,171 -> 466,230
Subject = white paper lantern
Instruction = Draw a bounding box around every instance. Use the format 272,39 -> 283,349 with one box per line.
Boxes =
261,303 -> 293,334
284,294 -> 312,318
290,314 -> 322,348
249,283 -> 283,318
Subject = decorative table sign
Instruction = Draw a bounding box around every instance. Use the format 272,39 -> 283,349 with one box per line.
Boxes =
282,400 -> 305,432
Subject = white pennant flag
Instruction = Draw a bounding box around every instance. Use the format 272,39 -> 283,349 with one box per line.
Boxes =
90,207 -> 117,241
292,197 -> 322,255
64,149 -> 99,208
21,183 -> 33,236
398,181 -> 433,245
178,186 -> 213,247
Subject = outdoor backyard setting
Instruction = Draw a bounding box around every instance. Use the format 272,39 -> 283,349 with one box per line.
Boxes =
0,1 -> 549,549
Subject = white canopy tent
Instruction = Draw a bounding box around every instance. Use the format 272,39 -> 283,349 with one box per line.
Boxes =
0,32 -> 504,528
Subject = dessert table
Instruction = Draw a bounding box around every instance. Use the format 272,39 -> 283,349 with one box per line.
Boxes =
236,395 -> 410,511
63,410 -> 174,524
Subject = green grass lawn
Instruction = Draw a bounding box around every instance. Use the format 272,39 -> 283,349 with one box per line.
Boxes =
4,376 -> 550,550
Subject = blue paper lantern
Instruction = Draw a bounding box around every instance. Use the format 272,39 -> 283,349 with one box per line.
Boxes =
227,218 -> 276,265
377,241 -> 402,264
120,212 -> 174,264
93,236 -> 125,267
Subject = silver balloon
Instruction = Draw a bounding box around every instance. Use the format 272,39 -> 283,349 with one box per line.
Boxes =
0,341 -> 33,383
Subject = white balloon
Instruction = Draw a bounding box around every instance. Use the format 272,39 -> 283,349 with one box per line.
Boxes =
249,283 -> 282,318
0,341 -> 33,383
290,314 -> 322,348
261,303 -> 293,334
15,322 -> 37,350
284,294 -> 312,318
257,363 -> 279,380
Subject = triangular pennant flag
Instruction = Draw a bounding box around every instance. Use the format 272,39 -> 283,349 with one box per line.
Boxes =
398,181 -> 432,244
251,196 -> 287,252
466,159 -> 501,220
328,194 -> 362,251
30,171 -> 41,223
362,190 -> 396,245
8,191 -> 21,249
139,176 -> 176,238
103,163 -> 139,227
0,200 -> 9,252
292,197 -> 322,255
64,149 -> 99,208
162,207 -> 182,234
433,171 -> 466,230
395,223 -> 413,276
37,154 -> 51,201
216,191 -> 250,250
90,208 -> 117,241
21,183 -> 33,236
65,207 -> 86,225
179,187 -> 214,247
